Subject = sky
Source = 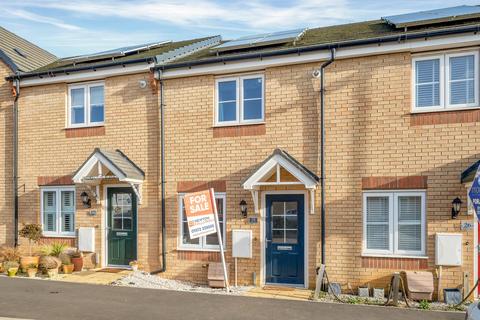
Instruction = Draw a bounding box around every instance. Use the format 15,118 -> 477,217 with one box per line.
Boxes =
0,0 -> 479,58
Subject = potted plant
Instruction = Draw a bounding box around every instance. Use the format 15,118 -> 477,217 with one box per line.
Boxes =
19,224 -> 42,272
62,262 -> 74,274
26,263 -> 38,278
129,260 -> 139,271
39,243 -> 64,275
70,250 -> 83,272
3,261 -> 19,277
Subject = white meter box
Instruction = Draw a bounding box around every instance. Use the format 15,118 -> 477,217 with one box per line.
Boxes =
435,233 -> 462,266
232,229 -> 252,258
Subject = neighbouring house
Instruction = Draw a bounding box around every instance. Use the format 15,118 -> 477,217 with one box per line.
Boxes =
4,5 -> 480,298
0,26 -> 56,246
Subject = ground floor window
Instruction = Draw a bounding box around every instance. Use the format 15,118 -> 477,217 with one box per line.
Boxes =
178,193 -> 226,251
363,191 -> 425,256
41,186 -> 76,237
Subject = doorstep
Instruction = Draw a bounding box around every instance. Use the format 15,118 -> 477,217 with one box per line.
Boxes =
52,269 -> 132,285
245,286 -> 313,301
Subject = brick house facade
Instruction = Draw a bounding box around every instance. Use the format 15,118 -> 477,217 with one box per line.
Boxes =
3,9 -> 480,298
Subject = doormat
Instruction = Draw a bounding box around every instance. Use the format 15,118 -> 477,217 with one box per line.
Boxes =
262,285 -> 295,291
96,268 -> 127,273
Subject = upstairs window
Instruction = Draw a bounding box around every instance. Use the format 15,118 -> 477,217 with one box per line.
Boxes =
215,75 -> 264,125
413,51 -> 478,111
363,191 -> 425,257
41,187 -> 76,237
68,82 -> 104,127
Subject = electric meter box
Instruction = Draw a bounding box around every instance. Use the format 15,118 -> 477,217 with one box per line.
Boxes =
232,229 -> 252,258
435,233 -> 462,266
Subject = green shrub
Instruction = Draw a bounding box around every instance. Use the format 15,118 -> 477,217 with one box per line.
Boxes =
40,242 -> 67,257
3,261 -> 19,271
419,300 -> 431,310
19,224 -> 42,256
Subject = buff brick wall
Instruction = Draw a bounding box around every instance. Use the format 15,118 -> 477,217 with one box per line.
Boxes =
16,72 -> 161,270
0,61 -> 14,246
161,51 -> 477,294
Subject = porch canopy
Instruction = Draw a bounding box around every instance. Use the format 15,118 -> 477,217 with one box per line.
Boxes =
242,148 -> 319,214
461,160 -> 480,184
72,148 -> 145,203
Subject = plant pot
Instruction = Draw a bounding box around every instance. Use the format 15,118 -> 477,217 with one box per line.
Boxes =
62,264 -> 74,274
131,264 -> 138,272
20,256 -> 39,273
71,257 -> 83,272
7,268 -> 18,277
27,268 -> 37,278
47,268 -> 58,278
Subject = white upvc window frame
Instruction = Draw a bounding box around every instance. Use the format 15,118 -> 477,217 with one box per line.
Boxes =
412,50 -> 479,113
178,192 -> 227,251
363,191 -> 426,257
40,186 -> 76,237
67,81 -> 105,128
215,74 -> 264,126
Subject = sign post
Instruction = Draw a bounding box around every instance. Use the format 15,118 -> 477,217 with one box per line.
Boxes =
183,188 -> 229,291
469,166 -> 480,221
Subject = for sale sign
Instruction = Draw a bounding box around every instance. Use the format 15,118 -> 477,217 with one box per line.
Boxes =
183,189 -> 217,239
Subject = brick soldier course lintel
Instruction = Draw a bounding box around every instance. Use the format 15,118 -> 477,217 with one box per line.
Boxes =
213,124 -> 266,138
37,175 -> 73,186
177,251 -> 220,262
361,256 -> 428,270
177,180 -> 227,193
362,176 -> 427,190
410,109 -> 480,126
65,126 -> 105,138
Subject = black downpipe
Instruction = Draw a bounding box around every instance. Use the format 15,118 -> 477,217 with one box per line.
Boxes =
151,74 -> 166,274
320,49 -> 335,265
13,77 -> 19,246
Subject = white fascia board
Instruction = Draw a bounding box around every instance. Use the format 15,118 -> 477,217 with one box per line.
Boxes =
161,33 -> 480,79
73,152 -> 127,183
243,158 -> 278,190
20,63 -> 154,87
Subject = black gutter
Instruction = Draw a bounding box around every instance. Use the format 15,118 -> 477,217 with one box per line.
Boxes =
13,77 -> 19,246
319,49 -> 335,265
151,73 -> 167,275
156,24 -> 480,71
6,57 -> 154,81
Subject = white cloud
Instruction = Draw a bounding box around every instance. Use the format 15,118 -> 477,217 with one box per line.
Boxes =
4,9 -> 83,31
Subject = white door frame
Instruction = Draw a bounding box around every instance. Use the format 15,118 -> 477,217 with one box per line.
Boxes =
261,190 -> 309,288
102,184 -> 138,268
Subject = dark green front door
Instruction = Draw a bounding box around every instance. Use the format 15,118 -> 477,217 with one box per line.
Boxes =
107,187 -> 137,266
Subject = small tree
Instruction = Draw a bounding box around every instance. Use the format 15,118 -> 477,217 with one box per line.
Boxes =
19,224 -> 42,256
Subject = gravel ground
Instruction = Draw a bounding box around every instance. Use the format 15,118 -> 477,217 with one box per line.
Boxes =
111,271 -> 252,295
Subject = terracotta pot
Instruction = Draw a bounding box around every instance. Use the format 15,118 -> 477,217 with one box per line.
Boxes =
47,268 -> 58,278
62,264 -> 74,274
27,268 -> 37,278
71,257 -> 83,272
20,256 -> 39,272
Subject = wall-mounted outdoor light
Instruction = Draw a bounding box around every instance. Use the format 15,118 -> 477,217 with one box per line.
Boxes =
451,197 -> 462,219
81,191 -> 91,208
239,200 -> 248,218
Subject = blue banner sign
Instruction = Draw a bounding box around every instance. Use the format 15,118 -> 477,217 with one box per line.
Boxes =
468,168 -> 480,221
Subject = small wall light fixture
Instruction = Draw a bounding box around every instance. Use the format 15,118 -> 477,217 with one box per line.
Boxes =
451,197 -> 462,219
239,200 -> 248,218
81,191 -> 91,208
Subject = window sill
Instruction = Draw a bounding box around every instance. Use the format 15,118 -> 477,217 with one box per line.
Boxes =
177,247 -> 227,253
411,106 -> 480,114
213,121 -> 265,128
42,234 -> 76,238
65,124 -> 105,130
362,253 -> 428,259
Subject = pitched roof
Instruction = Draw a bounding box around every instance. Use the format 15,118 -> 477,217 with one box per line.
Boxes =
0,26 -> 56,72
34,36 -> 221,73
164,18 -> 480,68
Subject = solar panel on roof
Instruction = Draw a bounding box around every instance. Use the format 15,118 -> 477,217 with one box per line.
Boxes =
382,5 -> 480,28
63,40 -> 172,63
212,28 -> 306,52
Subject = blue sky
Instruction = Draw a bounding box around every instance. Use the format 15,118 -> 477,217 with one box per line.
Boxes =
1,0 -> 479,58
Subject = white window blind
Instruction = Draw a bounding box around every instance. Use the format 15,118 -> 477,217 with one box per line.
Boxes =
365,196 -> 390,251
41,187 -> 76,236
415,59 -> 440,108
449,55 -> 475,105
364,191 -> 425,256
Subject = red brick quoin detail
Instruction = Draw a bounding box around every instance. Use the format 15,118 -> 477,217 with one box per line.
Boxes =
65,126 -> 105,138
410,109 -> 480,126
362,176 -> 427,190
213,124 -> 266,138
177,180 -> 227,193
361,256 -> 428,270
37,175 -> 73,186
177,251 -> 220,262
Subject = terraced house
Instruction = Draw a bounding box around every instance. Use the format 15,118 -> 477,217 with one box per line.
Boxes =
4,5 -> 480,298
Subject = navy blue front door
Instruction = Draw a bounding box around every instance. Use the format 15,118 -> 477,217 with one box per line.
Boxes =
266,194 -> 304,285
